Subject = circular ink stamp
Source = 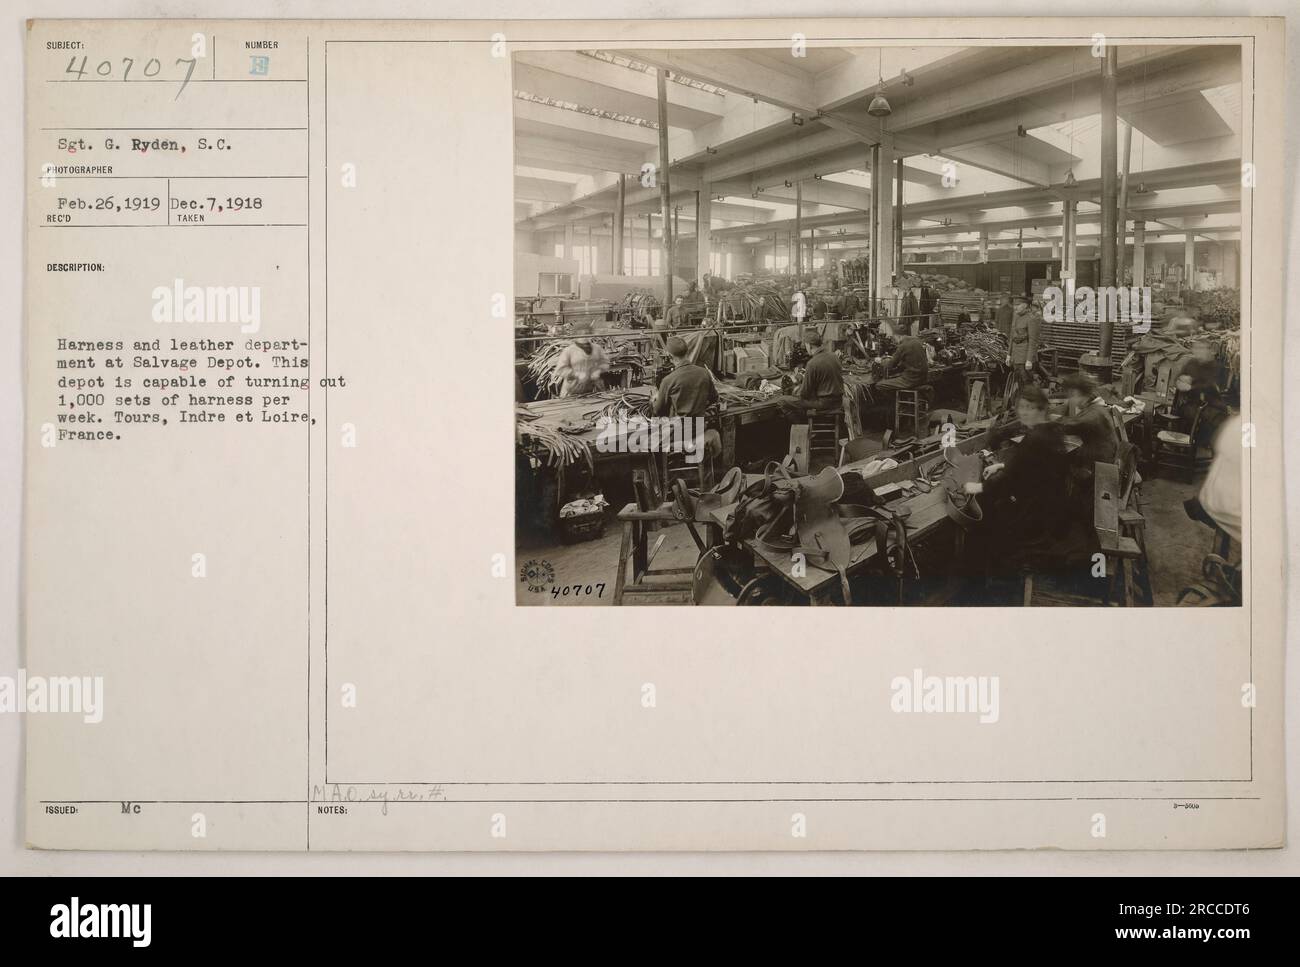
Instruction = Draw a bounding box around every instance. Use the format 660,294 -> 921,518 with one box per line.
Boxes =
519,558 -> 556,594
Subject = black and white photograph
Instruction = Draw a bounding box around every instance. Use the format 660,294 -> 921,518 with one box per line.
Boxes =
7,6 -> 1293,894
513,42 -> 1245,607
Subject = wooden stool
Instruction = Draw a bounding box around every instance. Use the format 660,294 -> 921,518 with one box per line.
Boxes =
807,408 -> 844,469
894,387 -> 932,439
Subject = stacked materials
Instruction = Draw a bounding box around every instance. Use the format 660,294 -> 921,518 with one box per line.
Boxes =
717,280 -> 790,322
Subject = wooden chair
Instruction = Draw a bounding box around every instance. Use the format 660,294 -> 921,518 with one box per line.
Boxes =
1152,404 -> 1212,481
653,423 -> 718,497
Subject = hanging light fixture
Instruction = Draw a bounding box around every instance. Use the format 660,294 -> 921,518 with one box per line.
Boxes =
867,48 -> 892,117
1063,168 -> 1078,187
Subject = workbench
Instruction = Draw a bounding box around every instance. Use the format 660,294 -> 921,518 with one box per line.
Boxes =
516,385 -> 789,525
705,405 -> 1142,605
707,424 -> 1006,605
842,360 -> 967,395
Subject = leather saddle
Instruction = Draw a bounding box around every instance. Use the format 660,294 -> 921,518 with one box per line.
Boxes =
671,466 -> 744,523
792,467 -> 851,584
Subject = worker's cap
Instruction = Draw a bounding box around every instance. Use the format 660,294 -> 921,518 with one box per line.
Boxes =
1060,373 -> 1098,396
804,329 -> 824,346
665,336 -> 688,356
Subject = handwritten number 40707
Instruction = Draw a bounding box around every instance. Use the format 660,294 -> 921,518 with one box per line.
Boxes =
64,56 -> 199,100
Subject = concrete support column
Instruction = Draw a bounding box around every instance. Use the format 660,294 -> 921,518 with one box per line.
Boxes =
1099,45 -> 1118,292
1184,233 -> 1196,290
793,181 -> 803,279
612,176 -> 626,275
872,145 -> 896,311
1117,120 -> 1133,282
979,231 -> 989,262
655,69 -> 674,301
644,212 -> 653,277
1068,213 -> 1078,280
1132,220 -> 1145,286
1061,200 -> 1076,285
696,187 -> 712,284
894,156 -> 905,277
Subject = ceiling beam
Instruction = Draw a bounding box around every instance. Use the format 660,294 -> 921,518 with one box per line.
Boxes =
513,52 -> 726,128
514,133 -> 646,176
514,98 -> 660,151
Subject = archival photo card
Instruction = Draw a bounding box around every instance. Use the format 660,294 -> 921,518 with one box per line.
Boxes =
22,17 -> 1285,851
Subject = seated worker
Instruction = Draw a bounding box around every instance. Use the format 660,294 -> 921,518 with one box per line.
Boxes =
1174,339 -> 1229,446
652,335 -> 722,477
873,321 -> 929,404
652,336 -> 718,418
553,324 -> 609,397
777,329 -> 843,417
665,294 -> 689,329
811,294 -> 829,320
684,280 -> 706,308
1059,372 -> 1119,477
965,385 -> 1075,569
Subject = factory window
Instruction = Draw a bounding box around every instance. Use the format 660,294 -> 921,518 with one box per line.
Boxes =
623,248 -> 660,276
763,254 -> 790,271
538,273 -> 574,296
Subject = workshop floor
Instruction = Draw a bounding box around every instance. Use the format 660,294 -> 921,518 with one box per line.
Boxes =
1137,473 -> 1221,605
519,472 -> 1220,607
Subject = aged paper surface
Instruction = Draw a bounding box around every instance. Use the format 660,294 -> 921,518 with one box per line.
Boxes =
23,17 -> 1285,850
